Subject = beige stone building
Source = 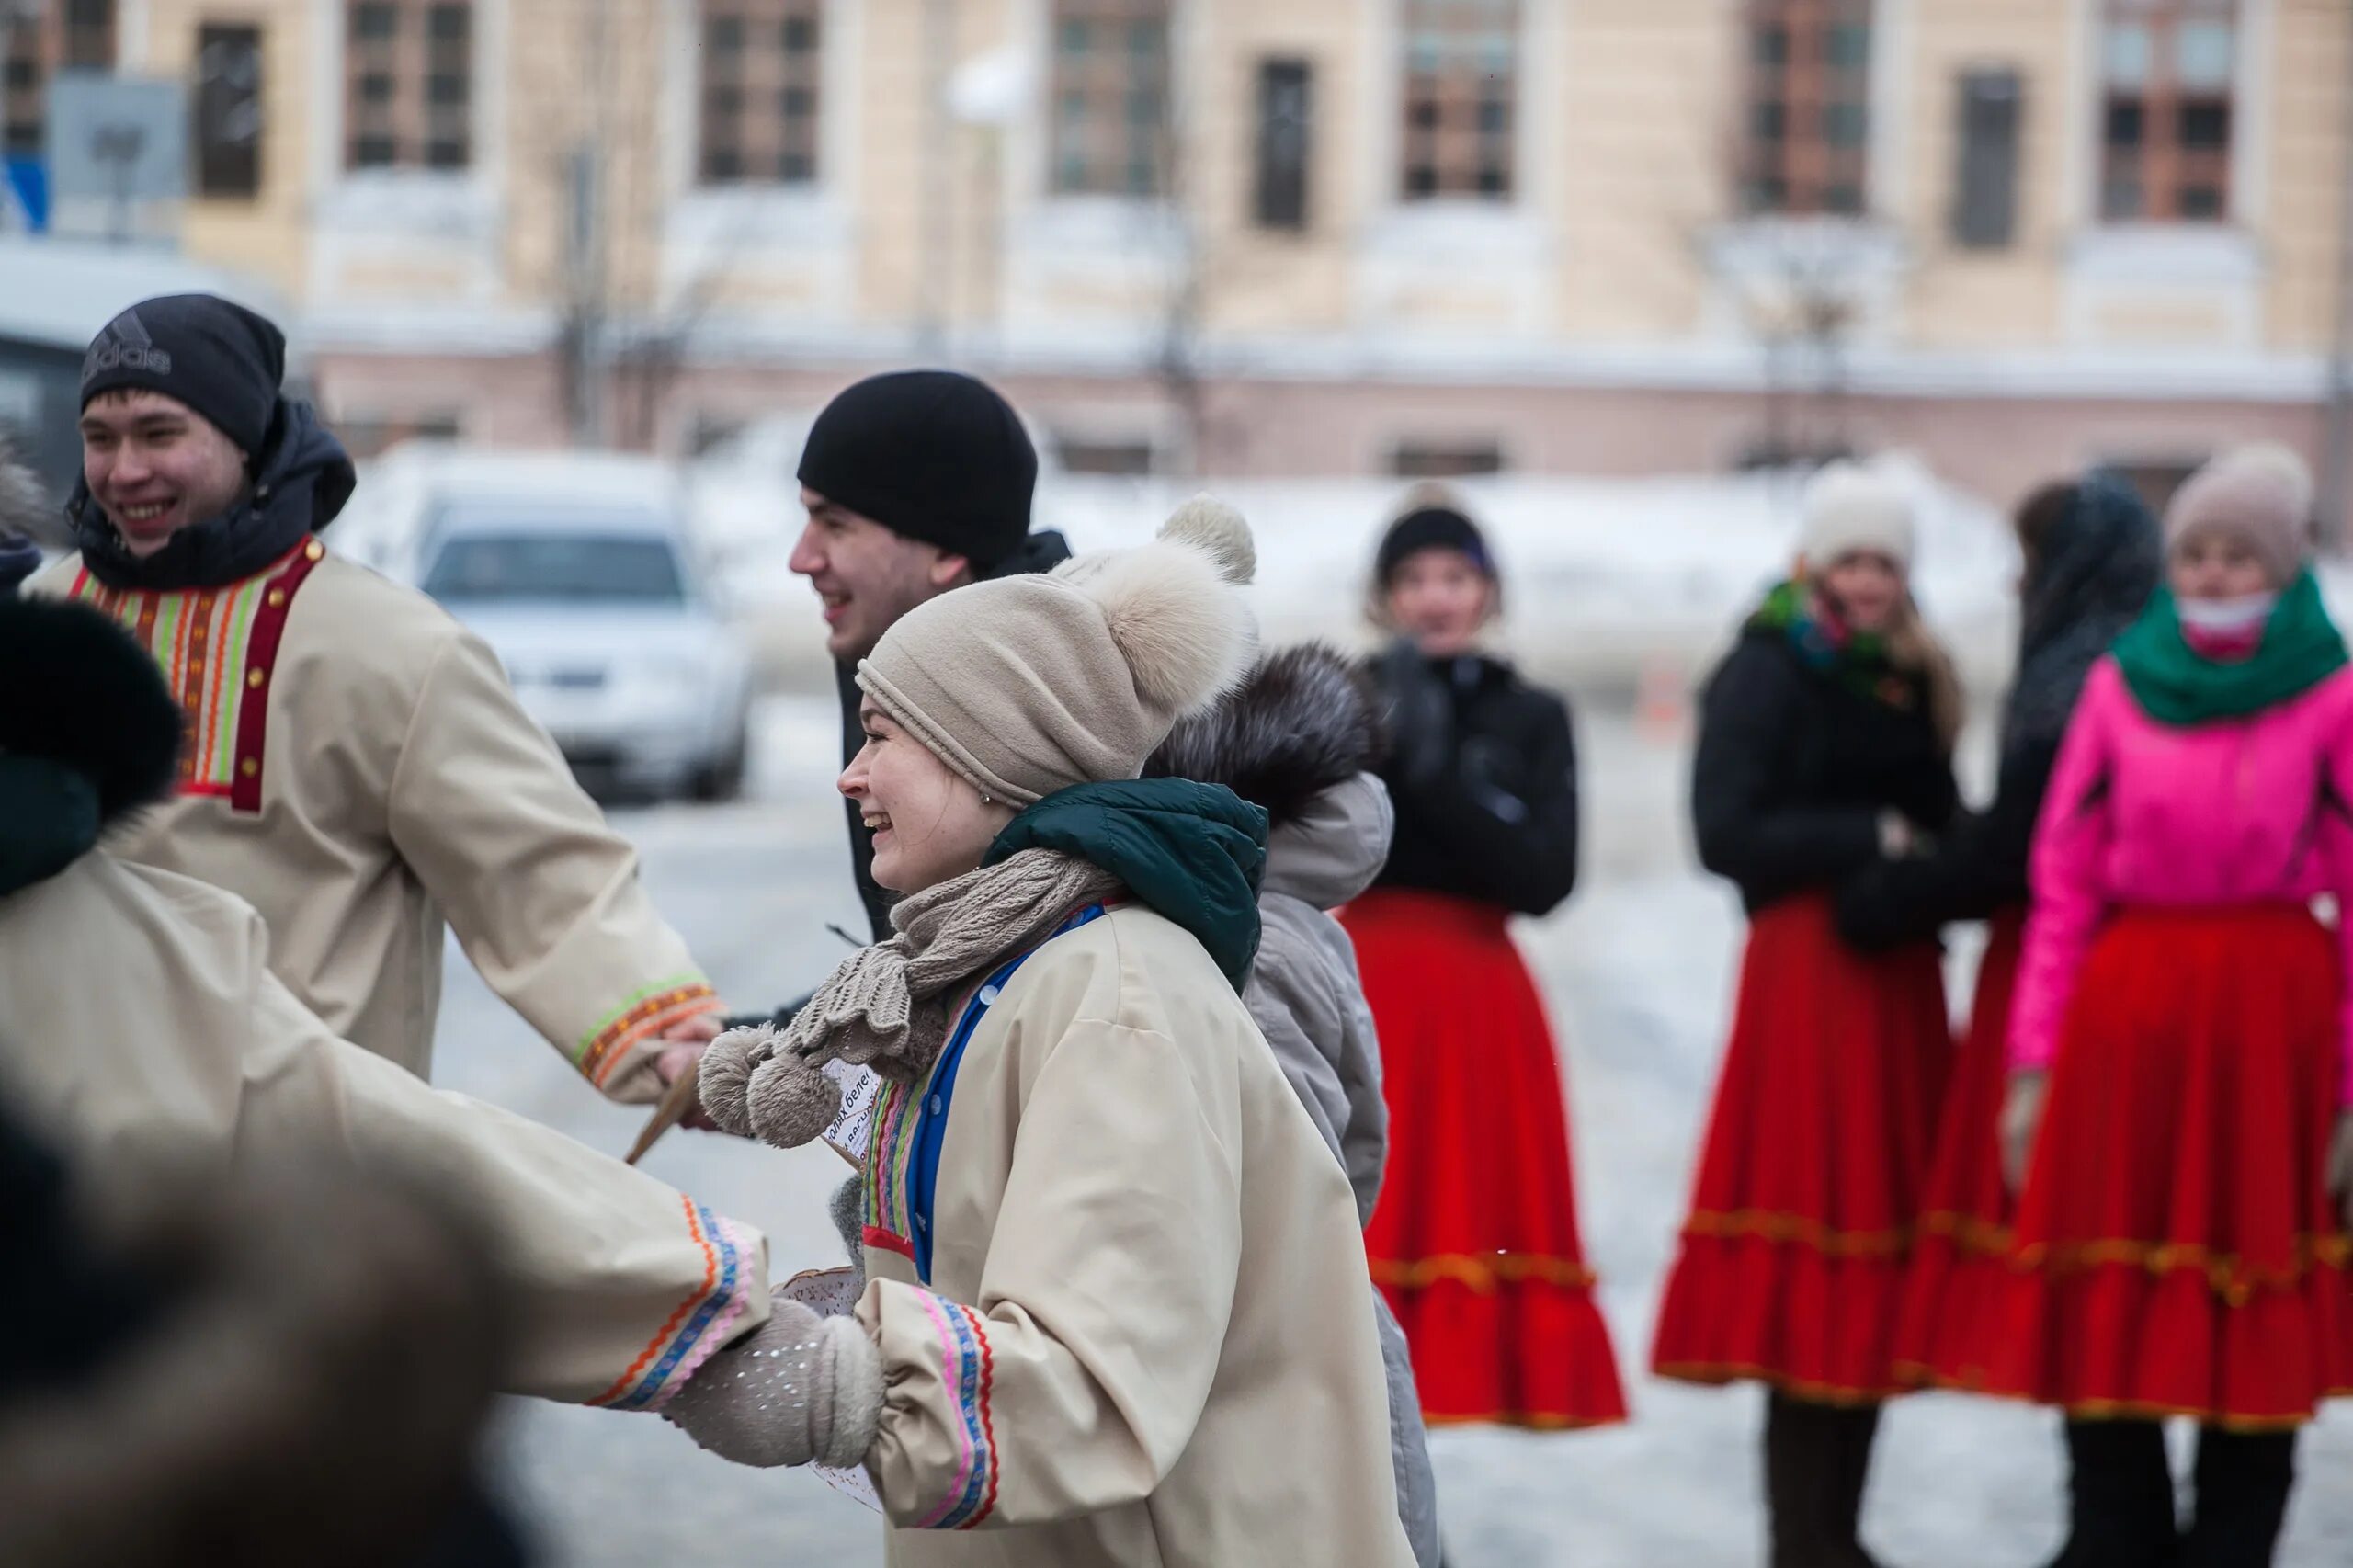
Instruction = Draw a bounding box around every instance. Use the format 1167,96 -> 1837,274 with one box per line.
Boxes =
28,0 -> 2353,514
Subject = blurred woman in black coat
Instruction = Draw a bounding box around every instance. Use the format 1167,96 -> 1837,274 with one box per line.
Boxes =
1340,495 -> 1627,1432
1653,462 -> 1961,1568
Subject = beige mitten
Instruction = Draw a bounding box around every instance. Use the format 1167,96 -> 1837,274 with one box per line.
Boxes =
2329,1111 -> 2353,1238
1999,1070 -> 2050,1196
661,1294 -> 883,1470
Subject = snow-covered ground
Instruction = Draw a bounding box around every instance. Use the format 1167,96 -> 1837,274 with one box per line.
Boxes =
432,691 -> 2353,1567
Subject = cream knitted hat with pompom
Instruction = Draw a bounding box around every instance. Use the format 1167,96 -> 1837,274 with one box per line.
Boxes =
856,495 -> 1258,807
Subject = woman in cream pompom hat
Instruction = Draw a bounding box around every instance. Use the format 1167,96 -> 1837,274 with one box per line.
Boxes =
669,499 -> 1415,1568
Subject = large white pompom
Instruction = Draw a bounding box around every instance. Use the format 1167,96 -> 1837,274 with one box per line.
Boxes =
1159,494 -> 1256,585
1058,497 -> 1258,721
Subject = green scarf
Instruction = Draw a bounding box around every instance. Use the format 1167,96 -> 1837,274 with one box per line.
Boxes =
987,777 -> 1269,990
1748,579 -> 1921,715
2110,568 -> 2348,727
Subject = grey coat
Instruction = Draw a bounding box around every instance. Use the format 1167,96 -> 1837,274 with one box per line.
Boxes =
1148,641 -> 1439,1568
1248,773 -> 1439,1568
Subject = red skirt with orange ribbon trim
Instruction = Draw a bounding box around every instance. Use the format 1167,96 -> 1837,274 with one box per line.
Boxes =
1340,887 -> 1628,1429
1892,906 -> 2026,1384
1651,892 -> 1951,1403
1926,904 -> 2353,1428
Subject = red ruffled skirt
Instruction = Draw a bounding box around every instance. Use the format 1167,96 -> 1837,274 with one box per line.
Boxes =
1341,887 -> 1627,1429
1927,904 -> 2353,1428
1893,907 -> 2026,1383
1652,892 -> 1951,1402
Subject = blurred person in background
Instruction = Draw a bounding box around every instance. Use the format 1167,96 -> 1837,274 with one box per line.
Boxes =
0,595 -> 786,1484
679,505 -> 1414,1565
20,293 -> 726,1108
1955,446 -> 2353,1568
1146,641 -> 1442,1567
1832,472 -> 2159,1560
1340,494 -> 1628,1434
1653,462 -> 1961,1568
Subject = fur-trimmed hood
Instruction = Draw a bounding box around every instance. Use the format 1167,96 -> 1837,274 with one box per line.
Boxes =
0,597 -> 181,894
1149,642 -> 1394,907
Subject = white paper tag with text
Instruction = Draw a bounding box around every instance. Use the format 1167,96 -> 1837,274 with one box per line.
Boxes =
820,1059 -> 883,1168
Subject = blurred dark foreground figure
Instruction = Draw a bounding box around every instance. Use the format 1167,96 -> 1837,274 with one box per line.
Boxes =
0,1112 -> 526,1568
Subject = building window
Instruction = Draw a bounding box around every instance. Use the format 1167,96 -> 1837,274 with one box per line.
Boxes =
343,0 -> 472,172
194,24 -> 265,199
2099,0 -> 2235,222
1048,0 -> 1168,197
699,0 -> 822,186
1055,435 -> 1156,476
6,0 -> 118,158
1951,67 -> 2021,248
1398,0 -> 1517,202
1253,57 -> 1312,231
1742,0 -> 1872,217
1390,440 -> 1506,480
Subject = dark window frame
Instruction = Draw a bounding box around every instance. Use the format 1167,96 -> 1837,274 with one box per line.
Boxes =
194,22 -> 265,200
342,0 -> 473,173
697,0 -> 824,187
5,0 -> 118,158
1048,0 -> 1171,199
1398,0 -> 1518,203
1950,65 -> 2021,248
1740,0 -> 1874,218
2097,0 -> 2236,223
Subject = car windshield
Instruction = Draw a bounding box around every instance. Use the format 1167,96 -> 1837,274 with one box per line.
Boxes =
422,513 -> 688,606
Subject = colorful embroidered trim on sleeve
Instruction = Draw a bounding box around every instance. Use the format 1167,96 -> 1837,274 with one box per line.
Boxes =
574,975 -> 720,1087
910,1291 -> 999,1530
588,1198 -> 753,1412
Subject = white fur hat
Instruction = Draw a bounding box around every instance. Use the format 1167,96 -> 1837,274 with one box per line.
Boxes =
1798,461 -> 1916,576
858,496 -> 1258,807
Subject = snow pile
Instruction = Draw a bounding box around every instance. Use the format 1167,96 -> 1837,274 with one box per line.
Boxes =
690,454 -> 2021,699
343,435 -> 2022,702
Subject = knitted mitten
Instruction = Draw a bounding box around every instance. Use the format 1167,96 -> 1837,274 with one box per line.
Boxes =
1999,1070 -> 2049,1196
829,1175 -> 868,1278
662,1295 -> 883,1470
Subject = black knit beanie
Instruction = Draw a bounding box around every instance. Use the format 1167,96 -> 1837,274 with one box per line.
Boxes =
1376,505 -> 1493,585
797,369 -> 1037,570
80,293 -> 286,458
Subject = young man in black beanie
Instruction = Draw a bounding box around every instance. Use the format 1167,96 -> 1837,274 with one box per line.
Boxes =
24,292 -> 730,1107
788,368 -> 1071,942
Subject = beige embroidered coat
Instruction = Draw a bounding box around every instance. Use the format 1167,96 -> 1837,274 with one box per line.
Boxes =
851,904 -> 1413,1567
0,849 -> 767,1407
26,544 -> 717,1100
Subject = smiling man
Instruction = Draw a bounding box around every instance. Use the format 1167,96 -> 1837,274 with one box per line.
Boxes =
788,369 -> 1069,941
25,293 -> 725,1103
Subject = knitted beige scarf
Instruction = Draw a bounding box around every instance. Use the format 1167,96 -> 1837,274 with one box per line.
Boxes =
700,847 -> 1120,1151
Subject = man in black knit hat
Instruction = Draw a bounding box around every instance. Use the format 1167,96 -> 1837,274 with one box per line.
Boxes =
25,292 -> 731,1109
788,369 -> 1071,943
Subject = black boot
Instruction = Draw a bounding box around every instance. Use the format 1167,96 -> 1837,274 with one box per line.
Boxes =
1765,1392 -> 1883,1567
1823,1400 -> 1885,1568
2180,1427 -> 2295,1568
2049,1419 -> 2177,1568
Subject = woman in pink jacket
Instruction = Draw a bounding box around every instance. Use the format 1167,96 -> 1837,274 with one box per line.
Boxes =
1947,446 -> 2353,1567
